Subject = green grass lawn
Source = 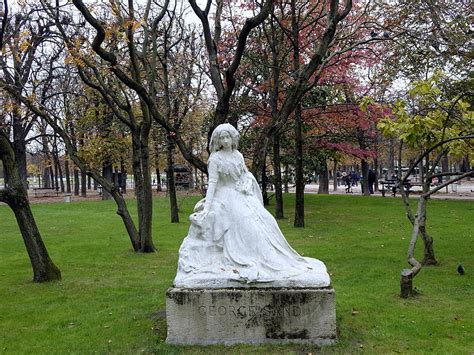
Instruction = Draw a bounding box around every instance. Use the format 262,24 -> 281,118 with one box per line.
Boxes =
0,194 -> 472,354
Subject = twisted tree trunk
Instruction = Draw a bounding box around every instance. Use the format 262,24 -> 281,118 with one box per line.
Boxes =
400,196 -> 426,298
0,132 -> 61,282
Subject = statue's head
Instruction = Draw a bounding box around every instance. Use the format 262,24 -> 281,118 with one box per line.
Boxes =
209,123 -> 240,152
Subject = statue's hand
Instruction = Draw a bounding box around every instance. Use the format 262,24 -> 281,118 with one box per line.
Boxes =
242,178 -> 253,194
237,174 -> 254,195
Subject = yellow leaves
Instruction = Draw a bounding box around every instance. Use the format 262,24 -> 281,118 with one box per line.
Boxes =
377,118 -> 397,138
3,99 -> 18,114
78,133 -> 130,169
104,25 -> 118,41
445,131 -> 472,160
457,100 -> 471,112
19,40 -> 31,53
64,37 -> 86,67
103,18 -> 142,45
104,23 -> 129,44
359,96 -> 375,113
7,30 -> 32,61
124,19 -> 142,32
408,73 -> 443,104
74,37 -> 83,51
27,163 -> 40,176
381,72 -> 473,155
64,53 -> 86,68
25,92 -> 37,103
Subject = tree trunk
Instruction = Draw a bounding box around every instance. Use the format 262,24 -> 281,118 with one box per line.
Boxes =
12,137 -> 27,189
48,165 -> 55,189
156,167 -> 162,192
400,195 -> 426,298
462,154 -> 471,180
51,136 -> 64,192
294,104 -> 305,227
441,154 -> 449,193
43,164 -> 51,189
291,0 -> 304,227
53,157 -> 59,191
137,129 -> 155,252
56,154 -> 65,193
361,159 -> 370,196
419,160 -> 438,264
153,139 -> 162,192
420,226 -> 437,265
374,156 -> 379,192
102,163 -> 113,200
64,158 -> 71,193
318,159 -> 329,194
166,135 -> 179,223
272,133 -> 284,219
284,162 -> 289,193
131,131 -> 154,251
0,132 -> 61,282
74,167 -> 80,196
120,161 -> 127,194
80,168 -> 87,197
333,159 -> 338,191
269,15 -> 283,218
12,109 -> 28,190
400,269 -> 415,298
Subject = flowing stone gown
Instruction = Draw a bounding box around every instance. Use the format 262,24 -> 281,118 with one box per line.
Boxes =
173,149 -> 330,288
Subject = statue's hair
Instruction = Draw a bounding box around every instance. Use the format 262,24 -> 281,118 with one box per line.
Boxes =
209,123 -> 240,153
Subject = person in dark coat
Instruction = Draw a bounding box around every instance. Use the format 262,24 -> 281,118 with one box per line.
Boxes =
368,169 -> 376,194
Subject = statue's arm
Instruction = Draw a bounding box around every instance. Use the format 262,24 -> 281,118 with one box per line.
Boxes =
203,159 -> 218,213
238,152 -> 264,205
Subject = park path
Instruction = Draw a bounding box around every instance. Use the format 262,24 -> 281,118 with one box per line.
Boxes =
1,181 -> 472,206
299,181 -> 474,200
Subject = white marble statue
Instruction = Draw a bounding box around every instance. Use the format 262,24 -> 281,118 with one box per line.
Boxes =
173,123 -> 330,288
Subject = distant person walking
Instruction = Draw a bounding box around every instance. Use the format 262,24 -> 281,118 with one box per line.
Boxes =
351,171 -> 360,186
368,169 -> 376,194
342,172 -> 352,193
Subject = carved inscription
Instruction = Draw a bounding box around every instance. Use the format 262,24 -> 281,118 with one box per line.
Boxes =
197,304 -> 302,318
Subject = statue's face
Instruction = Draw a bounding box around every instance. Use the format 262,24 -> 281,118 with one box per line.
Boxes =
219,131 -> 232,150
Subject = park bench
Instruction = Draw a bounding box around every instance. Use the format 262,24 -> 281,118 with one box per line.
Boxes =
33,187 -> 59,197
379,179 -> 414,197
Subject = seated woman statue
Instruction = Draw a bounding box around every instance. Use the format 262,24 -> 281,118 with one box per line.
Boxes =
173,123 -> 330,288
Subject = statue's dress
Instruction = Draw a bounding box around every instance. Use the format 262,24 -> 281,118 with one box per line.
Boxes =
173,150 -> 330,288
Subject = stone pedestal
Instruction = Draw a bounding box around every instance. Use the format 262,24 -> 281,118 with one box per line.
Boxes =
166,287 -> 336,345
